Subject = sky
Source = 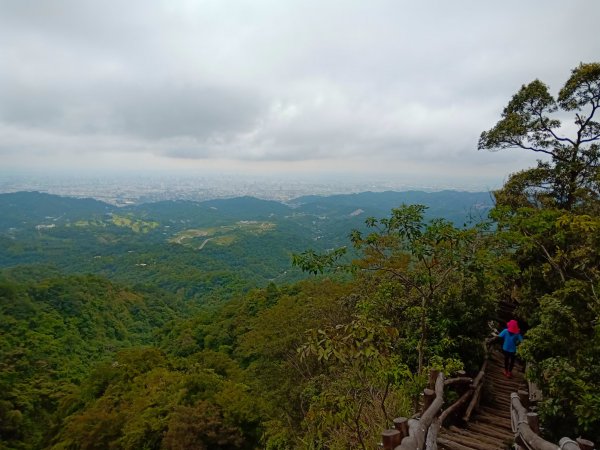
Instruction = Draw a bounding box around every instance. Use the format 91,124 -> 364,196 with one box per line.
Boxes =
1,0 -> 599,189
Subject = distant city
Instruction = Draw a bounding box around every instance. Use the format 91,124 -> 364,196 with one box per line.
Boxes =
0,172 -> 495,206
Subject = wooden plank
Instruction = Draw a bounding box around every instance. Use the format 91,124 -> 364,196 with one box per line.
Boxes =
474,414 -> 513,431
437,437 -> 478,450
447,426 -> 507,447
467,422 -> 514,440
441,430 -> 501,450
479,406 -> 511,420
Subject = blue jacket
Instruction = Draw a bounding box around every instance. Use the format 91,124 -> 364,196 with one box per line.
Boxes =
499,329 -> 523,353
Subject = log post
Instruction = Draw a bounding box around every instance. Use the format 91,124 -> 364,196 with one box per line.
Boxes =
381,429 -> 402,449
454,370 -> 470,395
512,393 -> 561,450
422,388 -> 435,415
576,438 -> 594,450
515,434 -> 527,450
559,438 -> 580,450
393,417 -> 409,439
428,369 -> 440,389
425,419 -> 440,450
408,373 -> 444,450
518,389 -> 529,409
526,412 -> 540,434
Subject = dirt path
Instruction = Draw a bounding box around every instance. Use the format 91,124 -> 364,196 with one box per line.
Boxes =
198,238 -> 213,250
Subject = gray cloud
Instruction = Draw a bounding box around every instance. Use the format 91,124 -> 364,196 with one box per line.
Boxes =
1,0 -> 599,183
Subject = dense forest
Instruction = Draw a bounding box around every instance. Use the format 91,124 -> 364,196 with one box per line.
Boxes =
1,63 -> 599,449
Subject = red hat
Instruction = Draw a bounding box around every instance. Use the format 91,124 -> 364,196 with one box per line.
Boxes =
507,320 -> 520,334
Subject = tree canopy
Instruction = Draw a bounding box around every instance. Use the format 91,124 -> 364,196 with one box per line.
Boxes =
479,62 -> 600,211
481,62 -> 600,442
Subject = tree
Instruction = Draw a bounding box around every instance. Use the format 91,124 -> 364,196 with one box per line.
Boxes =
291,206 -> 499,448
482,62 -> 600,442
348,205 -> 498,375
479,62 -> 600,211
293,204 -> 499,372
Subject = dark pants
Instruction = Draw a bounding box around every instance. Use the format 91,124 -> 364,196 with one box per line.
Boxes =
503,350 -> 516,372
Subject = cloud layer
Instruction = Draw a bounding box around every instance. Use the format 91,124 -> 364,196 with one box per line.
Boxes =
1,0 -> 599,183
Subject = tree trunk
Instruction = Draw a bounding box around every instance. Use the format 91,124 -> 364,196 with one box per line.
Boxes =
417,296 -> 428,375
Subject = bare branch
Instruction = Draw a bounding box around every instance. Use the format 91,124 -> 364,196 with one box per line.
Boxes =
576,102 -> 599,145
580,133 -> 600,144
537,111 -> 576,146
506,139 -> 568,161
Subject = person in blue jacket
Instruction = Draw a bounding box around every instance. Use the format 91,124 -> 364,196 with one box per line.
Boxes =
498,319 -> 523,377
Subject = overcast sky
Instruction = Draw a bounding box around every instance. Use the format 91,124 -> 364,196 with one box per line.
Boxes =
1,0 -> 599,188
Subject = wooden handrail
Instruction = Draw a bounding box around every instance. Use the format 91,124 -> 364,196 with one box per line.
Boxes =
393,372 -> 445,450
510,392 -> 596,450
381,330 -> 597,449
511,393 -> 558,450
381,337 -> 493,450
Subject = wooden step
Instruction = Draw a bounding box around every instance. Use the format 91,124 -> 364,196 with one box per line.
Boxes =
475,412 -> 512,428
468,422 -> 514,439
472,414 -> 513,432
479,406 -> 511,420
440,430 -> 502,450
448,426 -> 507,447
438,436 -> 480,450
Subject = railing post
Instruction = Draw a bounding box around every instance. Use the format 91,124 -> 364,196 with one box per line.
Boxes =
576,438 -> 594,450
422,388 -> 435,415
518,389 -> 529,409
559,438 -> 581,450
393,417 -> 409,439
381,429 -> 402,449
526,412 -> 539,434
515,433 -> 526,450
453,371 -> 471,396
428,369 -> 440,389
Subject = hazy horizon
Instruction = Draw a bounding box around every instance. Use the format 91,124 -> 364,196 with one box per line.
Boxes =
0,169 -> 502,205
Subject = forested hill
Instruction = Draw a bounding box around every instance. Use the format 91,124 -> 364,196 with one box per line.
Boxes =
291,190 -> 491,218
0,189 -> 492,228
0,191 -> 113,229
0,190 -> 493,289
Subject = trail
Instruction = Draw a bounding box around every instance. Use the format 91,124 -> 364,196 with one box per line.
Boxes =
438,350 -> 524,450
198,238 -> 213,250
439,300 -> 523,450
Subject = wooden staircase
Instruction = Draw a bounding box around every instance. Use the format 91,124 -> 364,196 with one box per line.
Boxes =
438,350 -> 523,450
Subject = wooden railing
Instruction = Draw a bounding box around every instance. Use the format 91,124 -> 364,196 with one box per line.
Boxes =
510,391 -> 595,450
380,351 -> 597,450
381,341 -> 490,450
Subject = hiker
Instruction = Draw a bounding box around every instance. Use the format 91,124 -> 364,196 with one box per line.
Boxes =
498,319 -> 523,377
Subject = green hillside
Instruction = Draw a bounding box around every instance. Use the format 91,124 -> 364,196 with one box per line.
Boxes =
0,274 -> 185,449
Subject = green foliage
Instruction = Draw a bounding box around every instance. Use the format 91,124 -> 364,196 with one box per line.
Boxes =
292,247 -> 348,275
480,62 -> 600,211
349,205 -> 499,374
288,205 -> 499,448
483,62 -> 600,442
49,347 -> 261,450
0,275 -> 183,449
